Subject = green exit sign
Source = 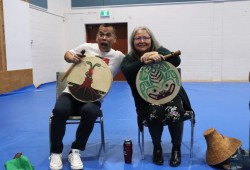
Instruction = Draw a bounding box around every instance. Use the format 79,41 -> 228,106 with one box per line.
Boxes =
101,10 -> 110,17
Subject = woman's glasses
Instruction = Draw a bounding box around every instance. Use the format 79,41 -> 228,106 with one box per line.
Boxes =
134,36 -> 151,42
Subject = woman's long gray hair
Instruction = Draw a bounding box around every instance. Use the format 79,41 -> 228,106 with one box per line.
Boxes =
129,26 -> 161,58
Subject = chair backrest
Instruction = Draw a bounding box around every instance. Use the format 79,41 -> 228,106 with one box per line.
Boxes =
177,68 -> 181,78
56,72 -> 67,99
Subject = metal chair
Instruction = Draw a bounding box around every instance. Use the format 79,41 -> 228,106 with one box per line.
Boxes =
49,72 -> 105,154
138,68 -> 194,159
138,116 -> 194,159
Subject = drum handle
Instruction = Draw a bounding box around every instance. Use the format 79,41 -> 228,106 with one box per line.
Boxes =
145,50 -> 181,64
61,50 -> 85,82
162,50 -> 181,60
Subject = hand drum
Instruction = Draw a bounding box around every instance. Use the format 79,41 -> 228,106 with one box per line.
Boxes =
67,55 -> 113,102
136,61 -> 181,105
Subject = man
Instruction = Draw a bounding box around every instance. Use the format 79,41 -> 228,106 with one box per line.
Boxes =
49,23 -> 124,170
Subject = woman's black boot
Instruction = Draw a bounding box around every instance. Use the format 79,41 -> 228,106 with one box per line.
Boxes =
153,145 -> 164,165
169,146 -> 181,167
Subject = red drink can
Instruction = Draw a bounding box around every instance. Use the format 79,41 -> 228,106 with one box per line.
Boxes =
123,139 -> 133,163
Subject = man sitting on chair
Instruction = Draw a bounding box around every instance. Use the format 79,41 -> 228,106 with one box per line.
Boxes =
49,23 -> 124,170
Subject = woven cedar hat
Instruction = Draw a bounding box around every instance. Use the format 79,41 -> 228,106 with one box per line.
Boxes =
203,128 -> 242,165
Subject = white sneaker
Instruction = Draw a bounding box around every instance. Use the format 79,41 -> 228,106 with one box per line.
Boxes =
68,149 -> 84,170
49,153 -> 63,170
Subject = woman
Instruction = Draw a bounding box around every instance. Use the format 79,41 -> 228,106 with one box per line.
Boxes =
121,26 -> 194,167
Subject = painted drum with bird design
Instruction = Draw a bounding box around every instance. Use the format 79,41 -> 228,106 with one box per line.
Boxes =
136,61 -> 181,105
67,55 -> 113,102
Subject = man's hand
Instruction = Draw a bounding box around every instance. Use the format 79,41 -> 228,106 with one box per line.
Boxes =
64,51 -> 82,64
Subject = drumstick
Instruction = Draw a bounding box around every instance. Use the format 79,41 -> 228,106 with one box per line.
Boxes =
61,50 -> 85,82
162,50 -> 181,59
145,50 -> 181,64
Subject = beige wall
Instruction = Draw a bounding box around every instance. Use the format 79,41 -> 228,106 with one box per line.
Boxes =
2,0 -> 250,93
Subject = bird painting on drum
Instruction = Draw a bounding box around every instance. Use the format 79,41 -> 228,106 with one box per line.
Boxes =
67,56 -> 112,102
136,61 -> 181,105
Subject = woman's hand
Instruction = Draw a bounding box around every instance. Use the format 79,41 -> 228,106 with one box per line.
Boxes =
140,52 -> 164,64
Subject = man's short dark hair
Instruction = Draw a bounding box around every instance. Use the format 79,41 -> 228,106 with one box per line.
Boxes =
99,23 -> 116,35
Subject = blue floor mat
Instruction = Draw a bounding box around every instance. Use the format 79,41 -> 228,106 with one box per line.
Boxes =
0,82 -> 249,170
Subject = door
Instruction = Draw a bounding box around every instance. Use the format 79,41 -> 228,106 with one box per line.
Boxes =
85,23 -> 128,81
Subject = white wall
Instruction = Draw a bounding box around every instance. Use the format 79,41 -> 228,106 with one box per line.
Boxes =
66,1 -> 250,82
3,0 -> 31,70
29,0 -> 66,87
3,0 -> 250,85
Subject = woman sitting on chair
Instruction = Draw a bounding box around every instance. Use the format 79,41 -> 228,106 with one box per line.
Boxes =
121,26 -> 195,167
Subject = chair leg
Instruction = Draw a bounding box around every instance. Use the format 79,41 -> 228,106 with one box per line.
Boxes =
49,117 -> 52,154
190,118 -> 194,158
138,128 -> 140,144
100,117 -> 105,153
142,128 -> 145,160
138,127 -> 145,160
